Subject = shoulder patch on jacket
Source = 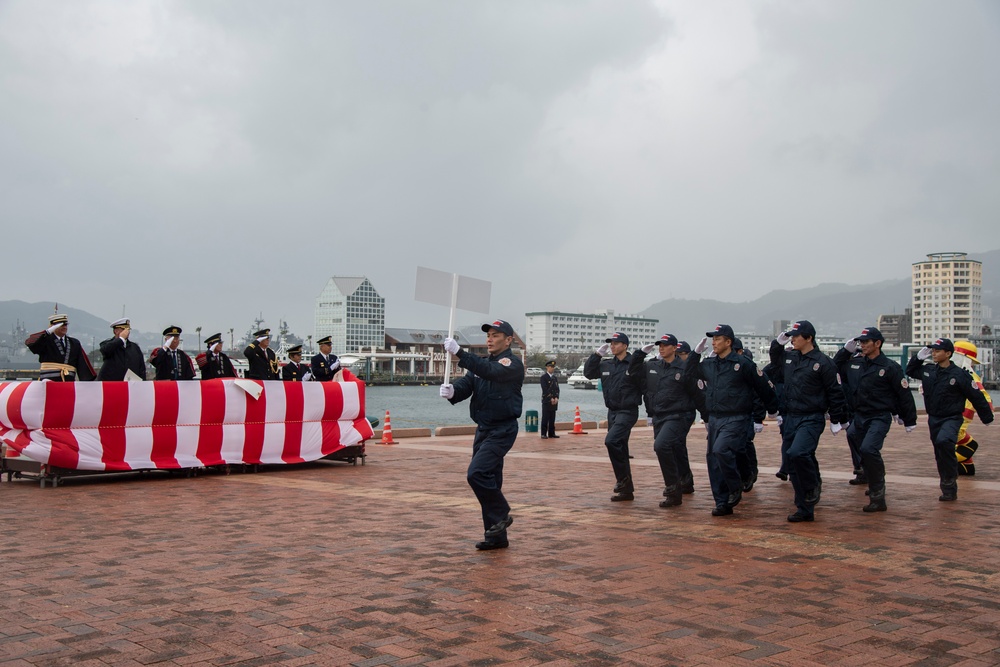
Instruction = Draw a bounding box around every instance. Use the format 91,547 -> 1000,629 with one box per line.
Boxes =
499,358 -> 511,366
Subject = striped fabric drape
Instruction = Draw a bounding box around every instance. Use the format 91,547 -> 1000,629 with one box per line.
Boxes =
0,374 -> 373,471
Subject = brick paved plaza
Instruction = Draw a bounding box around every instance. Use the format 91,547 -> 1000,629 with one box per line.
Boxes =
3,420 -> 1000,666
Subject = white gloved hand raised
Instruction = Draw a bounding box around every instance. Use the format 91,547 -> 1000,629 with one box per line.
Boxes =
641,343 -> 656,354
443,338 -> 460,355
46,324 -> 60,334
163,336 -> 175,350
694,337 -> 710,354
830,422 -> 843,436
893,415 -> 904,426
595,343 -> 611,356
905,425 -> 916,433
302,371 -> 312,382
917,346 -> 933,361
844,337 -> 858,353
439,384 -> 454,399
776,332 -> 791,345
330,359 -> 341,371
753,423 -> 764,434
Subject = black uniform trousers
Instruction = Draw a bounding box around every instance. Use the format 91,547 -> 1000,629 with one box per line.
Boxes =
847,412 -> 891,491
605,407 -> 638,485
468,420 -> 518,541
783,413 -> 826,516
652,412 -> 694,489
928,415 -> 963,489
846,425 -> 864,473
736,423 -> 758,484
540,401 -> 558,437
706,415 -> 749,507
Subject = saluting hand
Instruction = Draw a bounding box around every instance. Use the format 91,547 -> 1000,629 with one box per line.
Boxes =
694,337 -> 709,354
595,343 -> 611,356
917,346 -> 933,361
843,337 -> 858,353
776,332 -> 791,345
641,343 -> 656,354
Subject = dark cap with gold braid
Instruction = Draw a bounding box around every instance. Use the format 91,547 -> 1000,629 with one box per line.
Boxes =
253,329 -> 270,339
317,336 -> 332,346
162,325 -> 182,337
288,344 -> 303,356
205,332 -> 222,348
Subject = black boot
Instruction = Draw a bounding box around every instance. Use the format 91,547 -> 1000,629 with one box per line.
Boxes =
849,469 -> 868,486
939,478 -> 958,502
680,473 -> 695,495
659,485 -> 682,508
863,486 -> 887,512
611,476 -> 634,501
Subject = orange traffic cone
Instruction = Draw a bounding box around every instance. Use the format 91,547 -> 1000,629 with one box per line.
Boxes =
570,406 -> 588,435
380,410 -> 396,444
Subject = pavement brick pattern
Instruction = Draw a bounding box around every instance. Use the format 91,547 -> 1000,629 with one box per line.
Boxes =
3,420 -> 1000,666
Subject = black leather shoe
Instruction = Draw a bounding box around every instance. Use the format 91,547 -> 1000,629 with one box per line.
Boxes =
862,499 -> 887,512
939,492 -> 957,502
803,487 -> 820,505
681,482 -> 695,494
475,540 -> 509,550
711,504 -> 733,516
742,477 -> 755,493
726,488 -> 742,508
659,486 -> 681,507
485,516 -> 513,538
549,435 -> 560,439
775,471 -> 788,481
849,471 -> 868,486
610,491 -> 634,502
540,435 -> 548,439
787,511 -> 814,522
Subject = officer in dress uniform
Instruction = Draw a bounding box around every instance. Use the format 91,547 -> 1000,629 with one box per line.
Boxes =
244,328 -> 279,380
25,313 -> 96,381
440,319 -> 524,550
686,324 -> 778,517
584,332 -> 644,502
906,337 -> 994,502
630,333 -> 702,508
197,332 -> 237,379
835,326 -> 917,512
282,345 -> 313,382
149,326 -> 196,380
310,336 -> 341,382
97,318 -> 146,381
540,360 -> 560,439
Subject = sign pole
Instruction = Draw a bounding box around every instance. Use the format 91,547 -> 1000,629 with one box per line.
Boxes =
443,273 -> 459,385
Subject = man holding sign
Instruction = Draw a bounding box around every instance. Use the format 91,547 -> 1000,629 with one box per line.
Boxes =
440,319 -> 524,550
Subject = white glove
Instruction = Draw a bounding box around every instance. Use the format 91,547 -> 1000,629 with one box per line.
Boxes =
444,338 -> 460,355
776,415 -> 784,427
210,342 -> 220,353
776,332 -> 790,345
830,422 -> 843,436
439,384 -> 454,399
641,343 -> 656,354
646,417 -> 653,426
917,346 -> 932,361
694,337 -> 710,354
844,337 -> 858,353
302,371 -> 312,381
330,359 -> 341,371
163,336 -> 175,349
893,415 -> 904,426
905,425 -> 916,433
753,423 -> 764,434
46,324 -> 60,334
595,343 -> 611,356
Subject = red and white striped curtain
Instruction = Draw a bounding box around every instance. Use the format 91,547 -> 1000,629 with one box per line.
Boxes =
0,375 -> 374,471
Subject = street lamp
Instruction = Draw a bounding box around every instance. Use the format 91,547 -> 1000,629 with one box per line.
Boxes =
196,326 -> 202,351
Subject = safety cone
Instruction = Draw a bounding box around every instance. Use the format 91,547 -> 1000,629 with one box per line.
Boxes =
570,406 -> 588,435
380,410 -> 396,444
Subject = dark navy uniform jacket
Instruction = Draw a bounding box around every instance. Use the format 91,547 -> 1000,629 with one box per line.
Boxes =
769,341 -> 848,422
449,348 -> 524,427
244,343 -> 278,380
25,331 -> 96,381
629,350 -> 700,417
834,349 -> 916,425
149,347 -> 196,380
906,356 -> 994,422
97,337 -> 146,381
685,350 -> 778,417
540,371 -> 559,403
310,353 -> 341,382
584,352 -> 642,411
198,352 -> 237,379
282,361 -> 311,382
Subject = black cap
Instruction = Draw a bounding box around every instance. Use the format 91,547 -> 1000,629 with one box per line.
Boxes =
605,332 -> 629,345
288,344 -> 303,355
676,341 -> 691,354
930,338 -> 954,352
544,360 -> 557,368
706,324 -> 735,339
732,338 -> 744,351
655,333 -> 678,347
253,329 -> 270,339
855,327 -> 884,342
205,332 -> 222,347
786,320 -> 816,338
482,319 -> 515,337
317,336 -> 332,346
163,325 -> 182,337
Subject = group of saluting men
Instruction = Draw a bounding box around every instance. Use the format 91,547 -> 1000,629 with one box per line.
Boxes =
436,318 -> 994,550
24,314 -> 346,384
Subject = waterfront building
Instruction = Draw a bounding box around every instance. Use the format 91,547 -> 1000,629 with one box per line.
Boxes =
877,308 -> 913,346
911,252 -> 982,343
525,310 -> 658,353
314,276 -> 385,355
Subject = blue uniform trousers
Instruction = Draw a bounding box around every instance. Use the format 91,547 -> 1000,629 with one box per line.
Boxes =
928,415 -> 962,483
783,414 -> 825,515
605,407 -> 638,483
848,412 -> 891,489
468,420 -> 518,539
540,403 -> 557,437
652,412 -> 694,488
736,421 -> 758,483
706,415 -> 750,506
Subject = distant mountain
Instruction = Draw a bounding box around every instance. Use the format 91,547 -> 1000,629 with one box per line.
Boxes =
0,300 -> 163,354
640,248 -> 1000,343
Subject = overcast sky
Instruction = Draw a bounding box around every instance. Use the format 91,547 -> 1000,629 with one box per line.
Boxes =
3,0 -> 999,338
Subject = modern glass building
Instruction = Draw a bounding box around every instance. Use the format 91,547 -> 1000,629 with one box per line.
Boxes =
314,277 -> 385,355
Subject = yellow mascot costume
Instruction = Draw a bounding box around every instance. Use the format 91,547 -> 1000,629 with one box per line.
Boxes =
952,341 -> 993,475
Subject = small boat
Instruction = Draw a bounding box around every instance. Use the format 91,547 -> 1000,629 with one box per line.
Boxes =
566,364 -> 598,389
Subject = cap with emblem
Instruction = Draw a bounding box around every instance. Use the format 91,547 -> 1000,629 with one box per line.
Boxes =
605,332 -> 629,345
545,360 -> 557,368
204,332 -> 222,347
854,327 -> 884,342
162,325 -> 182,337
930,338 -> 955,352
676,341 -> 691,354
110,318 -> 130,330
49,314 -> 68,326
288,344 -> 303,355
655,333 -> 678,347
317,336 -> 332,346
253,329 -> 270,339
482,319 -> 515,336
706,324 -> 735,339
786,320 -> 816,338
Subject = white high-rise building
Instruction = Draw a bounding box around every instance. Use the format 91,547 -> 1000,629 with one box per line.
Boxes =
314,277 -> 385,354
911,252 -> 982,343
525,310 -> 658,353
